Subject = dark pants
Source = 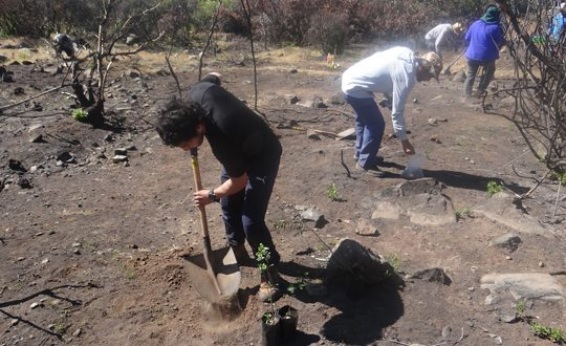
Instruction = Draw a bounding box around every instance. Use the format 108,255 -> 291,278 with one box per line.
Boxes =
346,95 -> 385,169
464,58 -> 496,96
220,156 -> 281,265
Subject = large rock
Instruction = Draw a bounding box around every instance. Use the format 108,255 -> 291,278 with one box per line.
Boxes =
327,238 -> 392,285
481,273 -> 564,303
476,192 -> 554,237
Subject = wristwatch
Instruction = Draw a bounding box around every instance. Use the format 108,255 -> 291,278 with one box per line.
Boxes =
208,189 -> 220,203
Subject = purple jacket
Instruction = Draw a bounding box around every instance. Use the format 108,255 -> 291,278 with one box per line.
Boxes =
464,19 -> 504,61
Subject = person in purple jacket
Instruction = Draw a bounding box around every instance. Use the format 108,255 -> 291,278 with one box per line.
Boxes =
463,5 -> 505,98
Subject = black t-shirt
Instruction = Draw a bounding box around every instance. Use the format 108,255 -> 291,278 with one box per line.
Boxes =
187,76 -> 282,178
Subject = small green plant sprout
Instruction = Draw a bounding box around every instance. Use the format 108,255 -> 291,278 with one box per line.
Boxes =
262,310 -> 276,325
272,219 -> 287,230
384,254 -> 400,277
552,170 -> 566,186
255,243 -> 272,276
455,207 -> 472,221
72,108 -> 88,122
486,180 -> 504,196
530,322 -> 566,343
515,299 -> 526,319
287,272 -> 309,295
326,182 -> 340,201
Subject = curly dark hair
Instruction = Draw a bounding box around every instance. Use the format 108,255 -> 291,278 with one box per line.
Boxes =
155,97 -> 206,147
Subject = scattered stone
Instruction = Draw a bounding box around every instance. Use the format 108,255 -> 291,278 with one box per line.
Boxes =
56,151 -> 75,163
114,148 -> 128,156
29,133 -> 45,143
306,129 -> 321,140
17,176 -> 32,189
499,313 -> 518,323
14,87 -> 24,95
10,319 -> 18,326
428,118 -> 438,126
73,328 -> 82,337
371,200 -> 403,220
8,159 -> 27,172
355,219 -> 379,236
30,302 -> 42,309
112,155 -> 128,163
409,267 -> 452,285
289,68 -> 298,74
489,233 -> 522,253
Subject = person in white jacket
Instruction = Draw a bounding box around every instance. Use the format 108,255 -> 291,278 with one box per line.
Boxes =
425,22 -> 464,57
341,47 -> 442,177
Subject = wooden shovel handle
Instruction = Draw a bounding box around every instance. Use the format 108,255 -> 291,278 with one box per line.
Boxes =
190,148 -> 213,252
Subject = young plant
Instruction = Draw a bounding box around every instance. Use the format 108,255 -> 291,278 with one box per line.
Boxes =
455,207 -> 472,221
326,182 -> 340,201
262,310 -> 277,325
287,272 -> 309,295
515,299 -> 526,319
256,243 -> 272,278
71,108 -> 88,122
384,254 -> 400,277
530,322 -> 566,343
486,180 -> 503,196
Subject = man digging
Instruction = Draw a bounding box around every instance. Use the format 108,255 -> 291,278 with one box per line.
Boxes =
155,72 -> 284,302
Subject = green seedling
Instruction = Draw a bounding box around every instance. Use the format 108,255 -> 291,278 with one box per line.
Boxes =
326,182 -> 340,201
530,322 -> 566,343
272,219 -> 287,230
552,171 -> 566,186
515,299 -> 526,319
486,180 -> 503,196
287,272 -> 309,295
455,207 -> 472,221
72,108 -> 88,122
255,243 -> 272,276
384,254 -> 400,277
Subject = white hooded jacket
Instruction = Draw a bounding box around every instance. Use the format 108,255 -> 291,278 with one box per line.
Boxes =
341,46 -> 417,141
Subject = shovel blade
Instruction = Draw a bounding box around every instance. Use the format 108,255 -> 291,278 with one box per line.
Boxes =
184,247 -> 241,302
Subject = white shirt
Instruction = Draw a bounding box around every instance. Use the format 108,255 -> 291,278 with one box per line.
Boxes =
425,23 -> 454,53
341,46 -> 416,141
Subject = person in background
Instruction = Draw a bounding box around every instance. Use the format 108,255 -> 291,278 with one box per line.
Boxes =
341,47 -> 443,177
463,5 -> 505,98
548,2 -> 566,43
424,22 -> 465,58
155,72 -> 283,302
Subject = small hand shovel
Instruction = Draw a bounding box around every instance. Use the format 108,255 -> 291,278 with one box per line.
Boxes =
184,148 -> 241,303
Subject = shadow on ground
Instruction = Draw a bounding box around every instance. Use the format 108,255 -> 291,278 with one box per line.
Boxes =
279,261 -> 404,345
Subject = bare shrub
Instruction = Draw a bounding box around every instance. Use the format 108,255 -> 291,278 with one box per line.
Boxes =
306,11 -> 349,55
484,0 -> 566,175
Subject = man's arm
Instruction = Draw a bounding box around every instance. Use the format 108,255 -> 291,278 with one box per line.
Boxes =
194,172 -> 248,206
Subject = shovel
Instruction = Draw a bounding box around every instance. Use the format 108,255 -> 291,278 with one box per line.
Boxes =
442,50 -> 465,75
184,147 -> 241,303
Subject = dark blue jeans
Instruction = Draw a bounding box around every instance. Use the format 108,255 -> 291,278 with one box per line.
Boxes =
464,58 -> 496,96
346,95 -> 385,169
220,156 -> 281,265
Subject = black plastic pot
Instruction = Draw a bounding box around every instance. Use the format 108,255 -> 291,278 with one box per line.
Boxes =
278,305 -> 298,342
261,312 -> 281,346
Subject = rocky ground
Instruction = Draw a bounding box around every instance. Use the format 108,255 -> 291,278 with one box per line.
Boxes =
1,37 -> 566,346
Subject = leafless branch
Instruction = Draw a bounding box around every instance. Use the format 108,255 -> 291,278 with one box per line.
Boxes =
198,0 -> 222,81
